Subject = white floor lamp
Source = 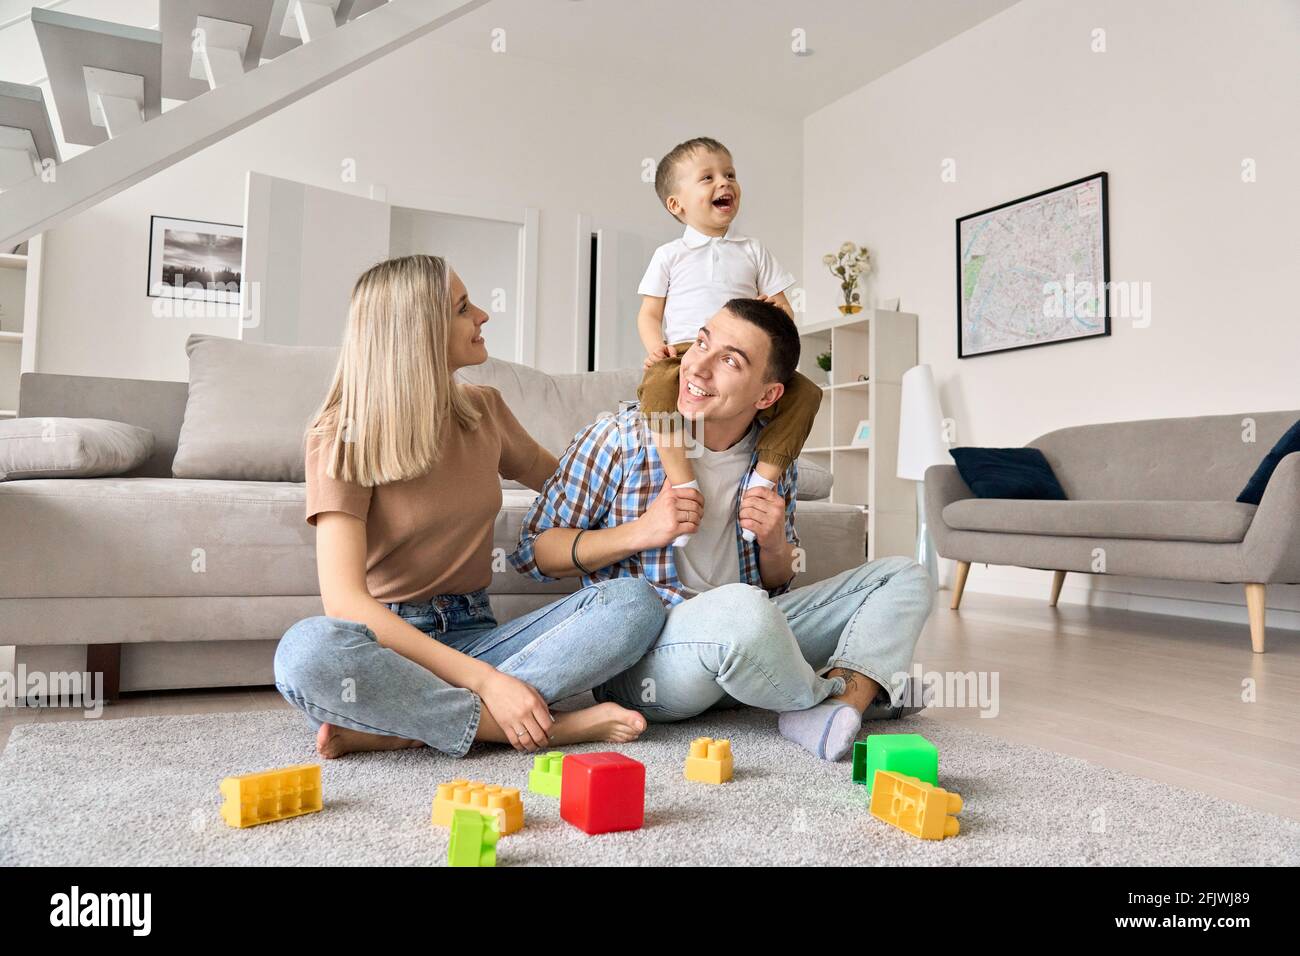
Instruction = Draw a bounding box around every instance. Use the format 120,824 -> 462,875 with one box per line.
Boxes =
897,364 -> 952,587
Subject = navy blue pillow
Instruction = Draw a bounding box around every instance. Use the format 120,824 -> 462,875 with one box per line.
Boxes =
1237,418 -> 1300,505
950,447 -> 1068,500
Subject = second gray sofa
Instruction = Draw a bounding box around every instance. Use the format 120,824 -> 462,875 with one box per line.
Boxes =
925,409 -> 1300,652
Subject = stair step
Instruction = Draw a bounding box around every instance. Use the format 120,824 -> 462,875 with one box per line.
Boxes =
31,7 -> 162,147
262,0 -> 387,58
0,81 -> 60,190
161,1 -> 279,102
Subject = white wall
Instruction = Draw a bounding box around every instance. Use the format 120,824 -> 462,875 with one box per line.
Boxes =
34,33 -> 801,381
389,207 -> 520,363
803,0 -> 1299,627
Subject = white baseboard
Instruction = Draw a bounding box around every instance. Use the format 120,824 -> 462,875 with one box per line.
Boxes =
942,560 -> 1300,632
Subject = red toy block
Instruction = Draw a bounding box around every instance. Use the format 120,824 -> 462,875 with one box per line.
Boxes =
559,752 -> 645,834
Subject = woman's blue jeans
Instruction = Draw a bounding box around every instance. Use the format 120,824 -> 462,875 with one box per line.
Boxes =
273,578 -> 666,757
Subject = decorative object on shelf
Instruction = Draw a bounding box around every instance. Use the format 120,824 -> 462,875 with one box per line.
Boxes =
817,349 -> 832,386
880,297 -> 900,311
896,364 -> 952,586
147,215 -> 243,304
822,241 -> 871,315
957,172 -> 1109,358
851,420 -> 872,447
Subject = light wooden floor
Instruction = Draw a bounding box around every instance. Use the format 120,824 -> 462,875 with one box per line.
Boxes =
3,591 -> 1297,820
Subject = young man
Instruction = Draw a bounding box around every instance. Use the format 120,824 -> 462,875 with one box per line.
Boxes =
509,298 -> 933,761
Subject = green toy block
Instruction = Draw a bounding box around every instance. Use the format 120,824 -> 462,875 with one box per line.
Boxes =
528,750 -> 565,797
853,734 -> 938,789
448,809 -> 499,867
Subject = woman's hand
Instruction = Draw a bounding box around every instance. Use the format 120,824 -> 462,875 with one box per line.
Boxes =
476,670 -> 553,751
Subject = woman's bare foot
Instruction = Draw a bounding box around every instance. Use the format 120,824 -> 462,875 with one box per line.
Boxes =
546,702 -> 648,745
316,722 -> 424,759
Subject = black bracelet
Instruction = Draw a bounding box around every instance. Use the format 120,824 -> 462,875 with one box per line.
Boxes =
571,529 -> 594,576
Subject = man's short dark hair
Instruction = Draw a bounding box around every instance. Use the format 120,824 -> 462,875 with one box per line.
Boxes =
721,298 -> 800,384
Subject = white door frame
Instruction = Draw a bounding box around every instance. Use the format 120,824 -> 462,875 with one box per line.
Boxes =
392,193 -> 539,367
572,212 -> 592,372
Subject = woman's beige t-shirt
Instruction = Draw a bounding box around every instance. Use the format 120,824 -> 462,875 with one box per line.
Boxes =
305,385 -> 544,604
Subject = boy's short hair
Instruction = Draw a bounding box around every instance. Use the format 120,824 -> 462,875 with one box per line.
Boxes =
721,298 -> 800,384
654,137 -> 731,222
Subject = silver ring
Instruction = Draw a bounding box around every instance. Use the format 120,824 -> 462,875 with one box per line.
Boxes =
515,728 -> 527,737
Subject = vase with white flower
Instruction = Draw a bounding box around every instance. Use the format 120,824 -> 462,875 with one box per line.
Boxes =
823,241 -> 871,315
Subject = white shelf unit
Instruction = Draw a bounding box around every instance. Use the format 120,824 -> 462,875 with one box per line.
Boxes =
0,235 -> 43,418
798,308 -> 918,561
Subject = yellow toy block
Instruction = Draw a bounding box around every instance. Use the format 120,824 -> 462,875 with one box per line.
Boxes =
684,737 -> 733,784
432,780 -> 524,835
868,769 -> 962,840
219,764 -> 322,828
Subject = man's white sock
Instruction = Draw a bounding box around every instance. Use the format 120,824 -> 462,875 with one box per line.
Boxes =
740,472 -> 777,542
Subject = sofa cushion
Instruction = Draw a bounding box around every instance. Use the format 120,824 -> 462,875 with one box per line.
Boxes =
1237,418 -> 1300,505
0,477 -> 315,599
0,477 -> 868,602
0,417 -> 153,480
172,334 -> 337,482
941,498 -> 1256,544
458,359 -> 642,460
950,446 -> 1067,500
795,456 -> 832,500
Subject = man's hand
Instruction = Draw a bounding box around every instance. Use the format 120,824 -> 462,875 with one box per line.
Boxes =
634,479 -> 703,549
643,343 -> 675,368
739,485 -> 786,550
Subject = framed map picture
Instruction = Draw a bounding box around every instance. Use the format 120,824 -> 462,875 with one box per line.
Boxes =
956,172 -> 1109,358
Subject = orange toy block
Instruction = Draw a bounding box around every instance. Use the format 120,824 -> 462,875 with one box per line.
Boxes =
684,737 -> 733,784
868,770 -> 962,840
219,764 -> 322,828
432,780 -> 524,835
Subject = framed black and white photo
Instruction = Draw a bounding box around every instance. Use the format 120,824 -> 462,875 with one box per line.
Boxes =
956,172 -> 1110,358
147,216 -> 243,303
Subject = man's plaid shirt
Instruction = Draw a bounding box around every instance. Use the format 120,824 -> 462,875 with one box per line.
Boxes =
509,403 -> 800,606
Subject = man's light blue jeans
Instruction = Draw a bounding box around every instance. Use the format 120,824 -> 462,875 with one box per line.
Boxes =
274,578 -> 665,757
593,557 -> 933,720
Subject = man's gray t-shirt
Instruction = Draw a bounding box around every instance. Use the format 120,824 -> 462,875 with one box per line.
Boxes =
674,427 -> 757,597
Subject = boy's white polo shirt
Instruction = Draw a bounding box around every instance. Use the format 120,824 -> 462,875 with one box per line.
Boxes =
638,224 -> 795,345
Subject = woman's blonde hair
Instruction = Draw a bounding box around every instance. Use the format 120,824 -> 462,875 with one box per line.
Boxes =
308,254 -> 481,486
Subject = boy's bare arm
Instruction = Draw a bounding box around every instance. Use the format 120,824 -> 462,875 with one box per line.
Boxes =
637,295 -> 673,359
759,289 -> 796,320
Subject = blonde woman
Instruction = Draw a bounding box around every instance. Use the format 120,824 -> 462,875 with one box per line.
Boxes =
274,255 -> 664,758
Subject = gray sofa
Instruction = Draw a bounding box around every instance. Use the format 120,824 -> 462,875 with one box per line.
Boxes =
925,410 -> 1300,652
3,341 -> 868,696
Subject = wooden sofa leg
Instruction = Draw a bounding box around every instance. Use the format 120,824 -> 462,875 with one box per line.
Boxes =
1244,584 -> 1266,654
951,561 -> 971,610
1049,570 -> 1066,607
87,643 -> 122,703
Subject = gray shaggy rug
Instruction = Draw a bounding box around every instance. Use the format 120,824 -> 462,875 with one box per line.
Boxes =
1,706 -> 1296,866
